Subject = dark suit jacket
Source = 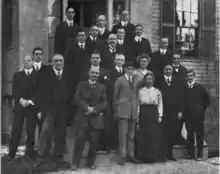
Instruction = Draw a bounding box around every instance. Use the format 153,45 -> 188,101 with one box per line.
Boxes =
111,22 -> 135,42
97,28 -> 110,41
12,70 -> 39,114
184,83 -> 210,120
73,81 -> 107,130
86,37 -> 102,55
155,75 -> 184,120
65,43 -> 91,83
131,37 -> 152,58
98,43 -> 117,70
148,50 -> 173,79
116,40 -> 133,62
39,67 -> 74,113
54,21 -> 79,55
172,64 -> 187,83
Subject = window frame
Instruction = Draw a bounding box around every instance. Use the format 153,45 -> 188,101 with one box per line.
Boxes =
160,0 -> 216,60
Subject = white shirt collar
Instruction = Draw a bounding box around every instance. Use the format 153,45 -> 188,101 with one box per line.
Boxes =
78,42 -> 85,48
164,75 -> 172,81
90,36 -> 97,41
91,65 -> 100,69
89,79 -> 96,85
53,67 -> 63,76
160,48 -> 167,54
99,27 -> 105,34
121,21 -> 128,26
125,73 -> 132,81
118,39 -> 124,45
135,36 -> 142,42
24,68 -> 33,75
142,86 -> 154,91
115,66 -> 123,73
188,81 -> 195,86
66,19 -> 73,27
34,61 -> 42,70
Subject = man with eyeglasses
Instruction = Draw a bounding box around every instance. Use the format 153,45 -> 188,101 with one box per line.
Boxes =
36,54 -> 74,166
55,6 -> 79,56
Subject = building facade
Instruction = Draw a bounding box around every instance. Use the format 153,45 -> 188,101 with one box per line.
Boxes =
1,0 -> 219,151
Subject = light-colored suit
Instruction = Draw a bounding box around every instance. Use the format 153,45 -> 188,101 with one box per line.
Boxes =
114,74 -> 139,158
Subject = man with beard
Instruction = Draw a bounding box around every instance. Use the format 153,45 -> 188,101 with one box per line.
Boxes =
70,67 -> 107,170
99,33 -> 118,70
55,6 -> 79,56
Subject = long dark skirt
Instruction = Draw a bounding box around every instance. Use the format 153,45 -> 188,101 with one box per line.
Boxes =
135,104 -> 165,162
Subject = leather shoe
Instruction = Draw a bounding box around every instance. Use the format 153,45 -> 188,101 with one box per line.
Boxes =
127,156 -> 141,164
71,164 -> 79,171
118,157 -> 126,165
88,164 -> 97,169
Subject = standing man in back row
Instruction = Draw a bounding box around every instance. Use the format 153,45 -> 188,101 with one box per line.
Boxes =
111,10 -> 135,42
55,6 -> 79,56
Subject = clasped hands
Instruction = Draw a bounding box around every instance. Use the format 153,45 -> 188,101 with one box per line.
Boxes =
19,98 -> 35,108
85,106 -> 96,115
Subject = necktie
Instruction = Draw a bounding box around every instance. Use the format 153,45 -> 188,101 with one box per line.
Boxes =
26,71 -> 30,76
57,71 -> 61,80
167,78 -> 171,86
70,22 -> 73,27
36,66 -> 39,72
128,76 -> 133,89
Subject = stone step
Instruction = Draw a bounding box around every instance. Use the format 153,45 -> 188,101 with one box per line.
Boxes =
63,141 -> 208,167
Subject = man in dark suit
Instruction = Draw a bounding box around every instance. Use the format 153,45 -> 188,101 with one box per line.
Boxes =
70,67 -> 107,170
116,27 -> 132,61
171,53 -> 188,145
65,29 -> 91,84
54,6 -> 79,55
32,47 -> 48,135
184,70 -> 210,161
97,15 -> 110,41
106,53 -> 125,151
148,37 -> 172,79
99,33 -> 118,70
111,10 -> 135,42
37,54 -> 74,164
155,64 -> 184,161
86,25 -> 101,55
131,24 -> 152,67
8,55 -> 39,161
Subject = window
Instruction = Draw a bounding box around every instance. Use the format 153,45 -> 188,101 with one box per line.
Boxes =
161,0 -> 215,59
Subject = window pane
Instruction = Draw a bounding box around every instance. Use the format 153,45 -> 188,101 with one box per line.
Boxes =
191,13 -> 198,27
182,0 -> 191,12
162,0 -> 175,24
183,12 -> 190,27
202,30 -> 215,58
191,0 -> 198,12
176,11 -> 182,26
162,26 -> 175,52
176,0 -> 182,11
203,0 -> 215,28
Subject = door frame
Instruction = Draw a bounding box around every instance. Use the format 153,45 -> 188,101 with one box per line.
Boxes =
62,0 -> 130,30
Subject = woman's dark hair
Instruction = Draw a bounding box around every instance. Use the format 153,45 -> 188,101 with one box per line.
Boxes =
137,71 -> 155,90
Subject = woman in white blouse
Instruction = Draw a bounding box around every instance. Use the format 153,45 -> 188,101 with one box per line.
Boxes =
135,71 -> 166,163
134,53 -> 151,83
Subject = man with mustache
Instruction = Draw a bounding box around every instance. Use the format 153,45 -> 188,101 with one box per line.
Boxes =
70,67 -> 107,170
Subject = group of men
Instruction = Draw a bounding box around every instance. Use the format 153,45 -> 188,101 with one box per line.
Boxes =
7,5 -> 210,171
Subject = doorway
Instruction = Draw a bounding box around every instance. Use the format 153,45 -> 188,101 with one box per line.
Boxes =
68,0 -> 126,29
